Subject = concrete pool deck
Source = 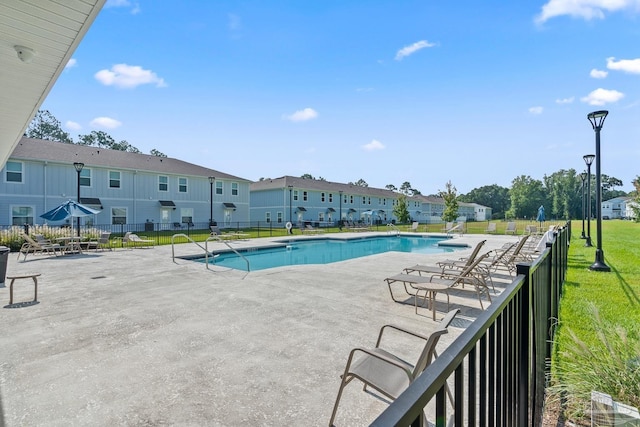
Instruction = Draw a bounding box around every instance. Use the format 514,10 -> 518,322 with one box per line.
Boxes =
0,232 -> 520,426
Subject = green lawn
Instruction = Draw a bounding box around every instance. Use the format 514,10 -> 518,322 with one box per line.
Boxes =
549,220 -> 640,421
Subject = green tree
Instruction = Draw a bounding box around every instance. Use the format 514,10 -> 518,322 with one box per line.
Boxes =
385,184 -> 397,191
25,110 -> 73,143
77,130 -> 141,153
349,179 -> 368,187
543,169 -> 580,220
150,149 -> 167,157
507,175 -> 545,219
399,181 -> 420,196
300,173 -> 314,179
601,174 -> 626,200
458,184 -> 510,219
393,194 -> 410,224
439,180 -> 459,222
631,176 -> 640,222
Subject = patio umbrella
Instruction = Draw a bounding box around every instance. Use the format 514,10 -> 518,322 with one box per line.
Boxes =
536,205 -> 545,228
40,200 -> 101,234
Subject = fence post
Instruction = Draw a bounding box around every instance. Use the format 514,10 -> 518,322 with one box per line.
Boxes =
516,262 -> 532,426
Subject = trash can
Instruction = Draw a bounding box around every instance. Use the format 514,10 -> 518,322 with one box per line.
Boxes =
0,246 -> 9,285
144,221 -> 154,232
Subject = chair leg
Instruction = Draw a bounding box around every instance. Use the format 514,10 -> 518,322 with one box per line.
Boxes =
329,375 -> 352,427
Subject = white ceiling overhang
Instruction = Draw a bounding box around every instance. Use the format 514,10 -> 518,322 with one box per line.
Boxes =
0,0 -> 106,168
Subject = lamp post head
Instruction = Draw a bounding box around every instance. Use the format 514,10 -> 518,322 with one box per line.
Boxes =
580,171 -> 587,182
208,176 -> 215,184
587,110 -> 608,130
583,154 -> 595,166
73,162 -> 84,172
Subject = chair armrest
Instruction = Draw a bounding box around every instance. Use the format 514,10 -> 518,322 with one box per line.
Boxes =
376,324 -> 431,346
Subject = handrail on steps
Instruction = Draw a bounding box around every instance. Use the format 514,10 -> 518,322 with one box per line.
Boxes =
386,223 -> 400,235
170,233 -> 250,273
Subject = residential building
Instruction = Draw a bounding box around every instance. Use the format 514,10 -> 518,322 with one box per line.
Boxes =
1,138 -> 251,229
250,176 -> 399,227
601,196 -> 631,219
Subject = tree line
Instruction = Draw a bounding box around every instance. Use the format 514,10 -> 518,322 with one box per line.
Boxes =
28,110 -> 638,222
25,110 -> 166,157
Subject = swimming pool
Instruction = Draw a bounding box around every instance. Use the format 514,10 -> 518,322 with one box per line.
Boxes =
200,235 -> 459,271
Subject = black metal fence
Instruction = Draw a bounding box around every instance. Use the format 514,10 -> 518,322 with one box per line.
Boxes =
1,220 -> 401,250
370,222 -> 570,427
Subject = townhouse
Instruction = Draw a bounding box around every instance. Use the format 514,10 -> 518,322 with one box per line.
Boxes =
1,138 -> 251,229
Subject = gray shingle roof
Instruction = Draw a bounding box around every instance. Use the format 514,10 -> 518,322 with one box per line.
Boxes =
11,137 -> 250,182
250,176 -> 399,198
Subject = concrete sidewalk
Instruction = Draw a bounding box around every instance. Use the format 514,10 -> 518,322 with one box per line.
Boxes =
0,232 -> 518,426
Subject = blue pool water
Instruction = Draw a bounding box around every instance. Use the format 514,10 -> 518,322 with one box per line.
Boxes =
202,236 -> 458,271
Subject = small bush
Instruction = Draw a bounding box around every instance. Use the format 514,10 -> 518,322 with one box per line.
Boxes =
548,304 -> 640,421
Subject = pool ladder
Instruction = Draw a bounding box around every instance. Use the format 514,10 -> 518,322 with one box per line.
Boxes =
386,223 -> 400,236
170,233 -> 250,273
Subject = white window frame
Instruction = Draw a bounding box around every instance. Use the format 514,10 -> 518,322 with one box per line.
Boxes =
111,207 -> 127,225
109,170 -> 121,189
265,212 -> 271,223
231,182 -> 238,196
215,181 -> 223,195
80,168 -> 91,187
5,161 -> 23,183
158,175 -> 168,192
178,177 -> 188,193
11,205 -> 34,225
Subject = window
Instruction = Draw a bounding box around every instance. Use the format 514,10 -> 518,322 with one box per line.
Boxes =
215,181 -> 223,195
12,206 -> 33,225
362,197 -> 366,204
158,175 -> 168,191
277,212 -> 283,224
350,195 -> 353,204
111,207 -> 126,225
178,177 -> 188,193
303,191 -> 308,201
368,197 -> 371,205
231,182 -> 238,196
5,161 -> 22,183
321,192 -> 325,202
293,190 -> 299,201
265,212 -> 271,223
318,212 -> 325,222
329,193 -> 333,203
80,168 -> 91,187
109,171 -> 121,188
181,208 -> 194,224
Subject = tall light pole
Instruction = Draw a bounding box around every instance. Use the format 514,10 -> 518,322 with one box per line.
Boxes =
73,162 -> 84,237
583,154 -> 595,247
587,110 -> 610,271
580,171 -> 587,239
339,190 -> 343,231
208,176 -> 215,226
288,185 -> 293,233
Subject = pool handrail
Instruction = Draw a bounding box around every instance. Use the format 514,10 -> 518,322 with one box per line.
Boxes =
205,236 -> 250,272
170,233 -> 250,273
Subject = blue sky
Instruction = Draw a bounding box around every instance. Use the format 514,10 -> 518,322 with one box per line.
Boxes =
43,0 -> 640,195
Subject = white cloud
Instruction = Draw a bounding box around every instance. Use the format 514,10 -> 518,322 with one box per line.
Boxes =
535,0 -> 640,24
65,121 -> 82,131
228,13 -> 241,30
580,88 -> 624,106
65,58 -> 77,69
90,117 -> 122,129
105,0 -> 140,14
95,64 -> 166,89
529,106 -> 544,115
361,139 -> 385,151
283,108 -> 318,122
555,97 -> 575,104
395,40 -> 437,61
606,56 -> 640,74
590,68 -> 608,78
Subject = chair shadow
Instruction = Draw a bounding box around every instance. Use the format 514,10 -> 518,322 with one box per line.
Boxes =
4,300 -> 40,309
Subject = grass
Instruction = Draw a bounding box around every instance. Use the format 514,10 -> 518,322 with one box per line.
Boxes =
547,220 -> 640,422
